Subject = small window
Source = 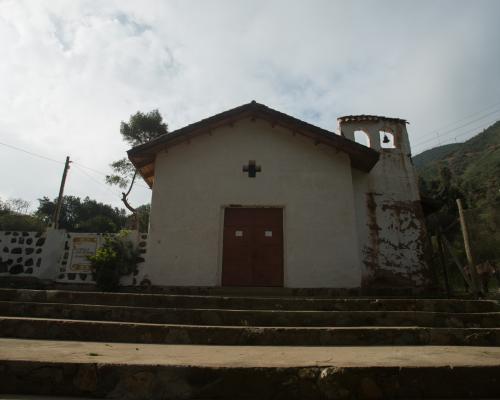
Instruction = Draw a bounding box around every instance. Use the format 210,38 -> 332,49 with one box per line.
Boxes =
380,130 -> 395,149
354,130 -> 370,147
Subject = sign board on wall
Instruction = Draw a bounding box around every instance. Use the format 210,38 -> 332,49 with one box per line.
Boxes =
68,236 -> 98,273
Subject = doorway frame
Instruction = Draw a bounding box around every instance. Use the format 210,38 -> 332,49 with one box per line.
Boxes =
217,205 -> 287,287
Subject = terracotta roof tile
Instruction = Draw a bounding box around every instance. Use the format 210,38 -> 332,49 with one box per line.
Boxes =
338,115 -> 408,124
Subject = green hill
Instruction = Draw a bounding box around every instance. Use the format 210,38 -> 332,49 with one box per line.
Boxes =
412,143 -> 462,170
413,120 -> 500,207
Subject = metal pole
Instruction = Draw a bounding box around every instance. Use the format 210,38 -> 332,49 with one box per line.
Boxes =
52,156 -> 71,229
456,198 -> 480,295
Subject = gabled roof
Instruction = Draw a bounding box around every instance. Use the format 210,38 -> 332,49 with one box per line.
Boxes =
128,101 -> 380,187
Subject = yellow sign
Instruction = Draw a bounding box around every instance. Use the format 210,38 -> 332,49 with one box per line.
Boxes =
68,236 -> 98,273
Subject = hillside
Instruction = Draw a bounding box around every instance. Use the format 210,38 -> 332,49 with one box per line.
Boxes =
412,143 -> 462,170
413,120 -> 500,206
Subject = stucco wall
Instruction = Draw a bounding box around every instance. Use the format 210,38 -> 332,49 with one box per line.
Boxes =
145,118 -> 362,288
346,120 -> 431,290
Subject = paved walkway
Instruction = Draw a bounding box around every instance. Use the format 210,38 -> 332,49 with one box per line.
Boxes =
1,338 -> 500,368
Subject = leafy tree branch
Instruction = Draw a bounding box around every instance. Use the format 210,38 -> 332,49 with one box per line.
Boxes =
106,109 -> 168,222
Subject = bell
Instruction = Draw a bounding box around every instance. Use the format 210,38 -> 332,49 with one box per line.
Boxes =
382,134 -> 390,144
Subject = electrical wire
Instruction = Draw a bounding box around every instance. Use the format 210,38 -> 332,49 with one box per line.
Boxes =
0,141 -> 64,164
71,164 -> 123,200
0,139 -> 151,190
73,161 -> 151,190
412,107 -> 500,147
413,117 -> 500,154
415,100 -> 500,141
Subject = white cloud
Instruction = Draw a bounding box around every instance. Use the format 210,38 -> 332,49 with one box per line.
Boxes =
0,0 -> 499,210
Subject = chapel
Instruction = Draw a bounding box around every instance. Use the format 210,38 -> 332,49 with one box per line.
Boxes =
128,101 -> 430,291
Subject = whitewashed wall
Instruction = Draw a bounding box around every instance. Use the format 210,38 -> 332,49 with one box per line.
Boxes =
0,229 -> 147,285
341,118 -> 431,290
145,118 -> 362,288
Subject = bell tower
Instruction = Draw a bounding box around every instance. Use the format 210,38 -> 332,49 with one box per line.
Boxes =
337,115 -> 431,293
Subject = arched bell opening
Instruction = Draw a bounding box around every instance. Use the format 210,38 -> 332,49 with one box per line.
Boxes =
379,130 -> 396,149
354,130 -> 371,148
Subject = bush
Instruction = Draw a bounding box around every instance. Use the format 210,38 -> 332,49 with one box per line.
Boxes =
88,231 -> 140,291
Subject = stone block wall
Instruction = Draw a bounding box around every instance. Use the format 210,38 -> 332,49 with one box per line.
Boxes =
0,229 -> 147,285
0,231 -> 45,276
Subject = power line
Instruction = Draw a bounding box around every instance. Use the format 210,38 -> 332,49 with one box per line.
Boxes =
0,141 -> 64,164
416,100 -> 500,141
72,162 -> 109,177
0,139 -> 151,190
414,117 -> 500,154
413,108 -> 500,147
73,161 -> 151,190
72,164 -> 123,200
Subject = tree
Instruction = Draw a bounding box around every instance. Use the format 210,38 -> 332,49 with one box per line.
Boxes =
0,198 -> 9,214
6,198 -> 30,214
135,204 -> 150,233
35,196 -> 127,233
0,197 -> 45,231
0,212 -> 45,231
106,110 -> 167,224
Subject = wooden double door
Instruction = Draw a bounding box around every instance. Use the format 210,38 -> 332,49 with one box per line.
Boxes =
222,207 -> 284,287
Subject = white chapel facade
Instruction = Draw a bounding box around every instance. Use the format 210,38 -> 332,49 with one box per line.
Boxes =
128,101 -> 430,291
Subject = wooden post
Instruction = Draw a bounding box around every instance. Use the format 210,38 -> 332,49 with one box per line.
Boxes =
441,235 -> 471,287
456,198 -> 480,295
437,231 -> 450,297
52,156 -> 71,229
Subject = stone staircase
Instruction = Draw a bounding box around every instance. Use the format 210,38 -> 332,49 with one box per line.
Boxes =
0,288 -> 499,399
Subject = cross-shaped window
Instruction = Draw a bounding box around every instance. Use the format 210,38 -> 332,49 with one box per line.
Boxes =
242,160 -> 261,178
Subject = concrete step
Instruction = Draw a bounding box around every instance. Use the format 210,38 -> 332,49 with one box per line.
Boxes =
0,396 -> 95,400
1,301 -> 499,328
1,288 -> 498,313
1,316 -> 499,346
1,338 -> 500,399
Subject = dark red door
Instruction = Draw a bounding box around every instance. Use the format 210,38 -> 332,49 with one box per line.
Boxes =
222,207 -> 283,287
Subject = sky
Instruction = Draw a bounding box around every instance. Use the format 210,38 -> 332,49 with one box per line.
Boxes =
1,0 -> 500,212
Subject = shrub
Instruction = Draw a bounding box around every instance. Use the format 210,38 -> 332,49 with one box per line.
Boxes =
88,231 -> 140,291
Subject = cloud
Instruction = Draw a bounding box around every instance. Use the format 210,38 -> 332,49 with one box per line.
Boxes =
0,0 -> 499,210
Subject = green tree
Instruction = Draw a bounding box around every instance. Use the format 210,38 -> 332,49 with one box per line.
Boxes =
0,197 -> 45,231
135,204 -> 150,233
35,196 -> 127,233
106,110 -> 167,224
6,198 -> 30,214
0,213 -> 45,231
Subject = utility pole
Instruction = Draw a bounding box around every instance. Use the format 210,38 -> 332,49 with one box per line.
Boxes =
52,156 -> 71,229
456,198 -> 480,296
